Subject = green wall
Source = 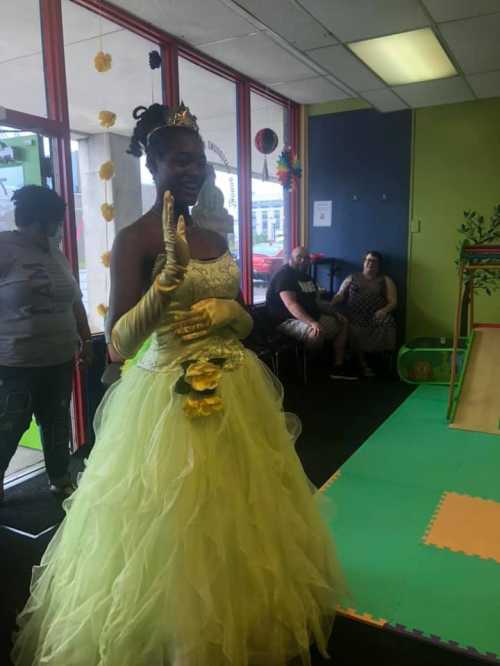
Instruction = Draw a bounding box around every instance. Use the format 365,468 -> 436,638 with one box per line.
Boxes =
2,134 -> 42,184
408,97 -> 500,338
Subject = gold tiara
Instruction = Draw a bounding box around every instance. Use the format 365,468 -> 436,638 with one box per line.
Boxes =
146,102 -> 199,145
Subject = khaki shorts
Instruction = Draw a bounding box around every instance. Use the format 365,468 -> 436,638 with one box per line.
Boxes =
278,314 -> 340,344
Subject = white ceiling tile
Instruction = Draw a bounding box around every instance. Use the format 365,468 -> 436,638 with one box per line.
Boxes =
467,71 -> 500,99
362,88 -> 408,112
440,14 -> 500,74
270,76 -> 350,103
301,0 -> 429,42
229,0 -> 337,50
0,0 -> 43,62
393,76 -> 474,107
62,0 -> 123,44
200,32 -> 315,84
110,0 -> 256,45
422,0 -> 500,23
307,45 -> 384,91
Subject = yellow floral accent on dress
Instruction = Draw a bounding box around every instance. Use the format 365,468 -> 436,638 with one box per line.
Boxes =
94,51 -> 112,72
183,395 -> 223,418
101,251 -> 111,267
176,357 -> 226,419
185,361 -> 222,392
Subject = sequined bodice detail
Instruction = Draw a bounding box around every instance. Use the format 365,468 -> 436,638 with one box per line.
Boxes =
138,251 -> 245,372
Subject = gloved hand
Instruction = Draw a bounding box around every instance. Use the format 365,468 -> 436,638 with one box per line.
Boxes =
111,191 -> 189,359
171,298 -> 253,341
155,190 -> 190,293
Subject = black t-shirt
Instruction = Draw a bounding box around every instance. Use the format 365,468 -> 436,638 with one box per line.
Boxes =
266,264 -> 320,324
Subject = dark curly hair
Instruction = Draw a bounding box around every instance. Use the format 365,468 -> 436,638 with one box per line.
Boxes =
11,185 -> 66,229
365,250 -> 383,264
127,104 -> 202,173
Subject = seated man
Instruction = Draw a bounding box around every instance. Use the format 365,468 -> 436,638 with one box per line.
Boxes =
266,246 -> 356,380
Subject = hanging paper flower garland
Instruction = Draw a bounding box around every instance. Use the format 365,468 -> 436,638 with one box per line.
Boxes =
98,111 -> 116,128
276,147 -> 302,191
94,51 -> 112,72
101,203 -> 115,222
149,50 -> 162,69
255,128 -> 278,181
96,303 -> 109,317
99,160 -> 115,181
93,28 -> 116,319
149,50 -> 162,103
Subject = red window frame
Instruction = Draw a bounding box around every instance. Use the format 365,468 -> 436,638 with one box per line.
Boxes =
5,0 -> 300,446
70,0 -> 300,301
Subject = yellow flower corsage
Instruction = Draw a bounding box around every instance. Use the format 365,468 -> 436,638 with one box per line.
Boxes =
183,396 -> 223,418
101,251 -> 111,267
185,361 -> 222,392
177,357 -> 227,418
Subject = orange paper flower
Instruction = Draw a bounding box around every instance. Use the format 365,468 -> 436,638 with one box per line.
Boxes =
99,160 -> 115,181
98,110 -> 116,128
97,303 -> 109,317
94,51 -> 112,72
101,203 -> 115,222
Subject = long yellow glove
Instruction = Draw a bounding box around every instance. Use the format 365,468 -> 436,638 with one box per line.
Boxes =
111,191 -> 189,359
171,297 -> 253,341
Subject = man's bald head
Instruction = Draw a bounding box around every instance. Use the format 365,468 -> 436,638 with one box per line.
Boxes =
289,246 -> 310,272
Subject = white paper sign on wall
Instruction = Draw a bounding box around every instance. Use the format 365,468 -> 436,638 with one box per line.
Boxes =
313,200 -> 332,227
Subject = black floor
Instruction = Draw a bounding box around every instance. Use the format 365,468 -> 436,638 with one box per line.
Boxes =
0,365 -> 485,666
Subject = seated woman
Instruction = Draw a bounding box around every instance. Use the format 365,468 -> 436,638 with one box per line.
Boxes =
332,250 -> 397,376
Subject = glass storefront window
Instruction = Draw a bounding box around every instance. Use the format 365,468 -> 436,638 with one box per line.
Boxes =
250,92 -> 287,303
0,1 -> 47,118
62,0 -> 163,333
0,127 -> 53,232
179,57 -> 239,261
0,125 -> 56,455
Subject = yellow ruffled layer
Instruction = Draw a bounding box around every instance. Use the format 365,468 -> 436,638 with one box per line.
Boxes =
12,351 -> 344,665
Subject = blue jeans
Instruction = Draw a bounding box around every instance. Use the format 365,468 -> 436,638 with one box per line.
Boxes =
0,362 -> 73,483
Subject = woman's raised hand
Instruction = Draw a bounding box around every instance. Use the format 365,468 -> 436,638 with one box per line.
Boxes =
155,190 -> 190,294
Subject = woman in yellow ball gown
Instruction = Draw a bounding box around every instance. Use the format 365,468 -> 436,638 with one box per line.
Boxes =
12,103 -> 344,666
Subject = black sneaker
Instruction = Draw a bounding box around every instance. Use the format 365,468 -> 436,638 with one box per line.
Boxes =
49,479 -> 76,498
330,365 -> 358,380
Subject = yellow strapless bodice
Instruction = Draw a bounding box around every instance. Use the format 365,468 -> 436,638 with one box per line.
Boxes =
137,251 -> 246,372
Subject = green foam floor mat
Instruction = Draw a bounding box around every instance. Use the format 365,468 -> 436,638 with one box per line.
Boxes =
322,385 -> 500,662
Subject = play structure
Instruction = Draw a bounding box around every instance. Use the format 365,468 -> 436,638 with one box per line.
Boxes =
325,244 -> 500,662
397,337 -> 466,385
398,244 -> 500,436
447,244 -> 500,435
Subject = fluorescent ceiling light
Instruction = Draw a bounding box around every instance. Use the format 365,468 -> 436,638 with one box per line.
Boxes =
348,28 -> 457,86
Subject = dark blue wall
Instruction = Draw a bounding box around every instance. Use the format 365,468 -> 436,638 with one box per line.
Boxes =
308,109 -> 412,333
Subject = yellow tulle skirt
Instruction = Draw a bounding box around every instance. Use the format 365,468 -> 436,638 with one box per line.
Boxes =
12,350 -> 344,666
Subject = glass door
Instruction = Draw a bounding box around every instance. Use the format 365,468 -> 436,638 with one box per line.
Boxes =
1,125 -> 56,484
